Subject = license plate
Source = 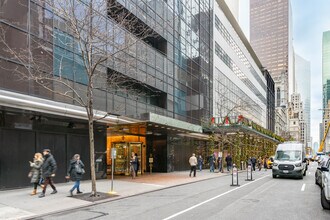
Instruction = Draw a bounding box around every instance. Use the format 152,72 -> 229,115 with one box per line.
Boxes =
282,170 -> 289,173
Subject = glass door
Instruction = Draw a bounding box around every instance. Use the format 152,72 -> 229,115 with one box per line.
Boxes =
112,142 -> 128,175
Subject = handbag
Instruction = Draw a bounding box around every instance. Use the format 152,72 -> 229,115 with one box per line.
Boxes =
28,171 -> 32,178
75,163 -> 85,174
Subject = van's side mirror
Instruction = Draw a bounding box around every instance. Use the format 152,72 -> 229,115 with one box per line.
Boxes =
320,167 -> 329,172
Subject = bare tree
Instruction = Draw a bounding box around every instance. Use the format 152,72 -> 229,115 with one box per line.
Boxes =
0,0 -> 154,196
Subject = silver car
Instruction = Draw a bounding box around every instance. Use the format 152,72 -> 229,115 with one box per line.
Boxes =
321,158 -> 330,210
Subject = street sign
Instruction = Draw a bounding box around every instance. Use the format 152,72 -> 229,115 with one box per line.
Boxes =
111,148 -> 117,159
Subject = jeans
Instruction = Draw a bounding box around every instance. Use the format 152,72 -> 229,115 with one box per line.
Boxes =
210,164 -> 214,172
71,180 -> 80,192
227,165 -> 232,172
198,164 -> 202,171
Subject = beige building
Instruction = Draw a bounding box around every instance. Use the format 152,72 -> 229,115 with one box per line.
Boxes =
288,93 -> 306,145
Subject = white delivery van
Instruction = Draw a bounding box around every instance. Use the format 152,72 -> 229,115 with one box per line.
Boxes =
272,141 -> 307,179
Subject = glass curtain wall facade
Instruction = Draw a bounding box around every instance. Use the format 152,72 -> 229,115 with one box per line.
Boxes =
213,0 -> 267,127
323,31 -> 330,110
0,0 -> 212,125
250,0 -> 290,108
0,0 -> 213,186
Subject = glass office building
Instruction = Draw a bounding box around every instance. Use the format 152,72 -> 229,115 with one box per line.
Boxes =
0,0 -> 212,189
214,0 -> 267,128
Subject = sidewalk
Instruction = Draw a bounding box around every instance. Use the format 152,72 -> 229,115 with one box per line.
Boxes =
0,170 -> 231,220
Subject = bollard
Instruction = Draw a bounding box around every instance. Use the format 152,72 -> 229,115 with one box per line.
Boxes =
245,164 -> 254,181
230,164 -> 240,187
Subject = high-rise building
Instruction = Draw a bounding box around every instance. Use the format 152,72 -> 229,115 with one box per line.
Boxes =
0,0 -> 213,189
287,93 -> 305,143
224,0 -> 239,21
294,53 -> 311,146
214,0 -> 267,128
250,0 -> 293,136
323,31 -> 330,110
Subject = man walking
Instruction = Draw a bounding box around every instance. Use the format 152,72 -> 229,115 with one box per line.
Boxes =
189,153 -> 197,177
251,156 -> 257,171
39,149 -> 57,198
225,153 -> 232,172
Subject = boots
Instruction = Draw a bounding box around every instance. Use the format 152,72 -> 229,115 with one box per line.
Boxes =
30,189 -> 37,196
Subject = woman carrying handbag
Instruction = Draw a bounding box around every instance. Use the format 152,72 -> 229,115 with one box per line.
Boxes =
66,154 -> 85,196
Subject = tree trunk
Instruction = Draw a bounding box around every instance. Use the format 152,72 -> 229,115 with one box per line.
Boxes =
88,116 -> 97,196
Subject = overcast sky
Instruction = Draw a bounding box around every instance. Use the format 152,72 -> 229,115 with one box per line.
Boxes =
239,0 -> 330,146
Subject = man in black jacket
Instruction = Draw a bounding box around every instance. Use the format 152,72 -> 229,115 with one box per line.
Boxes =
39,149 -> 57,198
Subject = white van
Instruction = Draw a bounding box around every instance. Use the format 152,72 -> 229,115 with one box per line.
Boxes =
272,142 -> 307,179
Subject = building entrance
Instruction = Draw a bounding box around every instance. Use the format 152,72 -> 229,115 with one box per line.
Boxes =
111,142 -> 142,175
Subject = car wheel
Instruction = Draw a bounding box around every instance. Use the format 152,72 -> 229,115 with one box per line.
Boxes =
321,188 -> 330,210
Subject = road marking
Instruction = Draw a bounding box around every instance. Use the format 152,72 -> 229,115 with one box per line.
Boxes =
163,175 -> 269,220
301,183 -> 306,191
308,172 -> 311,175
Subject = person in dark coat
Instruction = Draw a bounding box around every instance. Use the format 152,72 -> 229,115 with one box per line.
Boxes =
225,154 -> 232,171
251,156 -> 257,171
101,152 -> 107,179
39,149 -> 57,198
134,153 -> 139,177
209,154 -> 215,172
130,152 -> 137,178
29,153 -> 44,195
66,154 -> 85,196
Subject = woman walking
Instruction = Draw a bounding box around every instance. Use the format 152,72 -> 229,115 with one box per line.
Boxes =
66,154 -> 85,196
29,153 -> 44,195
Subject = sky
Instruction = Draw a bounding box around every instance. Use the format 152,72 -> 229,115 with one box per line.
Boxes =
238,0 -> 330,146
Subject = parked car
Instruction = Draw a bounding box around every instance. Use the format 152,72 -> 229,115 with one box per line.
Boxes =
315,157 -> 330,187
320,160 -> 330,210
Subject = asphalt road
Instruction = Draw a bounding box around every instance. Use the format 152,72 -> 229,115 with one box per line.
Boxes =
40,162 -> 330,220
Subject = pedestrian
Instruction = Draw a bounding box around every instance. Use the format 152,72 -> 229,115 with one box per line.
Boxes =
258,156 -> 262,171
264,157 -> 268,171
130,152 -> 137,178
209,154 -> 215,172
251,156 -> 257,171
189,153 -> 197,177
66,154 -> 84,196
217,156 -> 222,172
39,149 -> 57,198
28,153 -> 44,196
225,153 -> 232,172
101,152 -> 107,179
198,155 -> 203,171
134,153 -> 139,177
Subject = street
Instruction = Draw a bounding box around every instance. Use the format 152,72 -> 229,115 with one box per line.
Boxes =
38,163 -> 330,220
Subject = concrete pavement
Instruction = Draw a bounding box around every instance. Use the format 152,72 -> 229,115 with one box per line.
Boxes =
0,169 -> 234,220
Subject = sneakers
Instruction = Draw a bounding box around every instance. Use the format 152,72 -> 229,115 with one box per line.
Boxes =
50,190 -> 57,194
77,191 -> 83,194
69,190 -> 73,197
